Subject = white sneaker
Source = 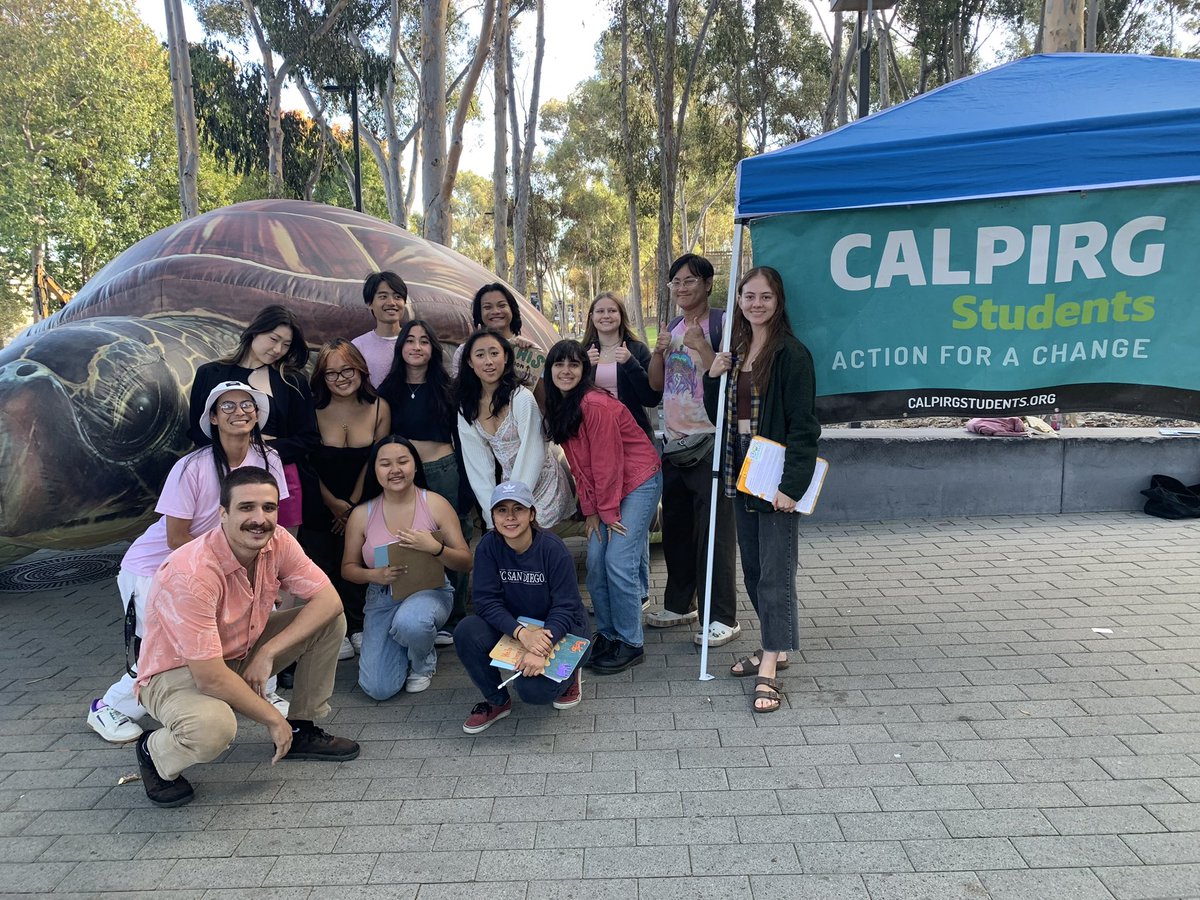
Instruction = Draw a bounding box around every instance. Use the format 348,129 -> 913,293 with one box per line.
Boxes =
645,608 -> 699,628
433,629 -> 455,648
405,673 -> 432,693
349,632 -> 364,654
87,700 -> 143,743
265,691 -> 290,717
338,636 -> 355,660
694,621 -> 742,647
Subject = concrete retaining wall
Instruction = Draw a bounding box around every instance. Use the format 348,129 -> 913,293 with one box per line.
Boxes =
809,428 -> 1200,521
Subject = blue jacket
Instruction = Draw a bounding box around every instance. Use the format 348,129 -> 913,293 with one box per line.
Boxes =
472,529 -> 589,642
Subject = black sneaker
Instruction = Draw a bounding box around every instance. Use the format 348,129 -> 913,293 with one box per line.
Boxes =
584,632 -> 613,669
135,731 -> 194,808
590,640 -> 644,676
284,720 -> 361,761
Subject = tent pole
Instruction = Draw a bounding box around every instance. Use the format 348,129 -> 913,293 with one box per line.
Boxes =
698,221 -> 745,681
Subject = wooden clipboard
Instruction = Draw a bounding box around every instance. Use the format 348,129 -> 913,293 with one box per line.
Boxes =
373,531 -> 446,594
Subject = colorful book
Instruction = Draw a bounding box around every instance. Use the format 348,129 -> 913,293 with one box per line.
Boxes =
489,617 -> 590,683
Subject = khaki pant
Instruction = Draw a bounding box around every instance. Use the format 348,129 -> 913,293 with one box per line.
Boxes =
140,608 -> 346,780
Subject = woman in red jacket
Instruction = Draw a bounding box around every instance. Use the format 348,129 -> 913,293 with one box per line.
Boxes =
542,340 -> 662,675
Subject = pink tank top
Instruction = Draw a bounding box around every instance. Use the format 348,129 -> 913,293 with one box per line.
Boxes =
361,490 -> 439,566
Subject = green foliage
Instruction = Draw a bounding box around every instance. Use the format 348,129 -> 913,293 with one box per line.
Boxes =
0,0 -> 182,332
190,41 -> 269,176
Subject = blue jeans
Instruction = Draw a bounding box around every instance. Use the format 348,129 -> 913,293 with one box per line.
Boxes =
453,616 -> 589,707
733,434 -> 801,653
587,471 -> 662,648
359,581 -> 453,700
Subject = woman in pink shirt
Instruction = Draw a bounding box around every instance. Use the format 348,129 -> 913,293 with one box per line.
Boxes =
340,436 -> 472,700
542,341 -> 662,675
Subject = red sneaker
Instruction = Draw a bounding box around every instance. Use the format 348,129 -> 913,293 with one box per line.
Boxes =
553,671 -> 583,710
462,699 -> 513,734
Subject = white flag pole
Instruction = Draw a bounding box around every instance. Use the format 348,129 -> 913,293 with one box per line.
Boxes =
698,222 -> 745,681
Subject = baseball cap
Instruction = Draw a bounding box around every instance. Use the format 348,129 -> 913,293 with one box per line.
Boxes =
489,481 -> 535,510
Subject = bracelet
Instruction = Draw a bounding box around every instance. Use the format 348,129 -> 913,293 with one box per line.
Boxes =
515,624 -> 525,639
432,542 -> 445,558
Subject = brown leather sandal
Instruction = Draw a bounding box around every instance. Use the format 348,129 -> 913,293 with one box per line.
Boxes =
752,676 -> 783,714
730,651 -> 790,677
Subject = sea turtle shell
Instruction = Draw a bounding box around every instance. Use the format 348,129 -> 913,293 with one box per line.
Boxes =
0,199 -> 559,555
25,198 -> 558,350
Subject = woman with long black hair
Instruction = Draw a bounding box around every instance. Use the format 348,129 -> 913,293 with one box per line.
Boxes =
455,329 -> 574,529
377,319 -> 473,642
704,266 -> 821,713
189,304 -> 319,531
340,436 -> 472,700
542,340 -> 662,675
299,340 -> 390,656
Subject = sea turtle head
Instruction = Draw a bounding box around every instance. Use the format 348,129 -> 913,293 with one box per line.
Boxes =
0,318 -> 190,544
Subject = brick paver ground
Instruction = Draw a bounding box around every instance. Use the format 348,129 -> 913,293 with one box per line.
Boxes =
2,512 -> 1199,899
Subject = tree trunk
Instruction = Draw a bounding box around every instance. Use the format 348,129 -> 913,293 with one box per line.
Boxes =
420,0 -> 451,242
295,79 -> 360,201
164,0 -> 199,218
1085,0 -> 1101,50
383,0 -> 406,225
643,0 -> 719,323
30,241 -> 44,321
427,0 -> 496,246
403,137 -> 419,226
877,11 -> 890,109
302,137 -> 325,201
1043,0 -> 1085,52
618,0 -> 644,336
492,0 -> 509,279
512,0 -> 544,297
822,12 -> 843,133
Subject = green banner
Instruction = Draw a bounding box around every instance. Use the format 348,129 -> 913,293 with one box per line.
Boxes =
750,184 -> 1200,422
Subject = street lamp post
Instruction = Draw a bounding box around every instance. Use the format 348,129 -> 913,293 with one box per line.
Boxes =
830,0 -> 898,120
325,82 -> 363,213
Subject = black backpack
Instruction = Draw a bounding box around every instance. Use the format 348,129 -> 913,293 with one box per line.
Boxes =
1141,474 -> 1200,519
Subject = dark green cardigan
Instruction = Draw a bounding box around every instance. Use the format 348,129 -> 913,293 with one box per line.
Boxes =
703,333 -> 821,514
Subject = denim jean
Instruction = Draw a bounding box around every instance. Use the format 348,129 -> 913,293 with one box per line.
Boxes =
733,433 -> 801,653
421,453 -> 473,627
453,615 -> 589,707
587,471 -> 662,648
358,581 -> 453,700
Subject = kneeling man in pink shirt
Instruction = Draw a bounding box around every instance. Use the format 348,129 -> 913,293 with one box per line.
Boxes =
133,466 -> 359,807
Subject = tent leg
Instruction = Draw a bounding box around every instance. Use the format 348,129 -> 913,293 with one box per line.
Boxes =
697,222 -> 745,682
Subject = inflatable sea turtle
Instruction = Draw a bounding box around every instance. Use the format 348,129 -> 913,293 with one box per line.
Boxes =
0,199 -> 559,561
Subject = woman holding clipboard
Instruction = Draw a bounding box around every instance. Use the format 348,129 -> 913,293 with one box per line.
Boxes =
340,436 -> 472,700
704,266 -> 821,713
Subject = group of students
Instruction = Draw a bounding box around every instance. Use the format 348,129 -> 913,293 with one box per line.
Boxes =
86,252 -> 820,743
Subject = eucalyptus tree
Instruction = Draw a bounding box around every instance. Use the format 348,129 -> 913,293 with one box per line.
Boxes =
0,0 -> 178,325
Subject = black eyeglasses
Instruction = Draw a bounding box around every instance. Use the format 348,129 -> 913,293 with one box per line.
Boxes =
217,400 -> 258,413
323,367 -> 359,382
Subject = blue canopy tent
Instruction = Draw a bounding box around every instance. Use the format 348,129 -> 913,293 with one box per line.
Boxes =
735,53 -> 1200,218
694,54 -> 1200,679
